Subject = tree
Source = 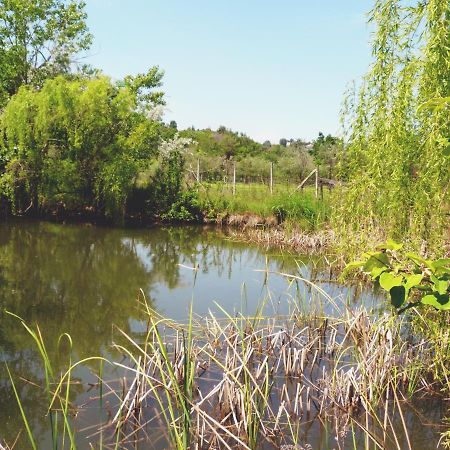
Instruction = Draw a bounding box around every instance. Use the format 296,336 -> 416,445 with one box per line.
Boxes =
279,138 -> 287,147
311,132 -> 340,177
0,0 -> 92,105
169,120 -> 178,130
335,0 -> 450,254
0,68 -> 165,218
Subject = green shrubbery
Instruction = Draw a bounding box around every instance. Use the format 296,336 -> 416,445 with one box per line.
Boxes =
161,191 -> 203,223
346,240 -> 450,312
0,73 -> 165,221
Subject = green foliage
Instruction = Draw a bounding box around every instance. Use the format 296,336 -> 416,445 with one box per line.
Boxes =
346,240 -> 450,312
310,132 -> 341,177
180,127 -> 262,160
147,149 -> 185,215
0,0 -> 92,105
180,127 -> 315,184
0,70 -> 165,220
161,191 -> 203,223
335,0 -> 450,254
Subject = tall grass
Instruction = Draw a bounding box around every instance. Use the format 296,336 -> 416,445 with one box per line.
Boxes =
198,182 -> 330,230
4,290 -> 449,449
4,311 -> 106,450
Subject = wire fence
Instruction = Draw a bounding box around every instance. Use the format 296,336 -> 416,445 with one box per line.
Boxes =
185,158 -> 333,200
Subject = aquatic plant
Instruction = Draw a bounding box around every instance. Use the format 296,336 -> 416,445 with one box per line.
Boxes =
4,282 -> 449,449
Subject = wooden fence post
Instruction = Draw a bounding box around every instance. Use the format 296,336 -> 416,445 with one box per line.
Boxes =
270,162 -> 274,194
315,167 -> 319,199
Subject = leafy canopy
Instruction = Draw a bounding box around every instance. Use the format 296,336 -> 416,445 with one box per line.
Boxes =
0,68 -> 165,218
0,0 -> 92,105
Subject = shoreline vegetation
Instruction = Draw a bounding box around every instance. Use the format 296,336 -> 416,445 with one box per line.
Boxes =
5,291 -> 449,449
0,0 -> 449,448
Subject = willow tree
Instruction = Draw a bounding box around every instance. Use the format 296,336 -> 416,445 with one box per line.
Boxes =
335,0 -> 450,255
0,68 -> 165,218
0,0 -> 92,106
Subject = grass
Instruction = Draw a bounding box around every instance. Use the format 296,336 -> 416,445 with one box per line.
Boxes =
5,283 -> 449,449
4,311 -> 107,450
197,182 -> 331,230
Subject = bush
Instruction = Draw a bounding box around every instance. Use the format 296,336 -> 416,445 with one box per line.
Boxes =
161,191 -> 203,223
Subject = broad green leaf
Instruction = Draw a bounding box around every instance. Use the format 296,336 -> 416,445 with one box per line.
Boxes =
431,277 -> 449,295
406,253 -> 428,267
363,252 -> 389,274
389,285 -> 407,308
430,258 -> 450,270
371,266 -> 388,279
379,272 -> 403,291
421,293 -> 450,310
377,239 -> 403,251
404,274 -> 423,290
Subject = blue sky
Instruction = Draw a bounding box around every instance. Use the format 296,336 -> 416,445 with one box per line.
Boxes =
84,0 -> 374,143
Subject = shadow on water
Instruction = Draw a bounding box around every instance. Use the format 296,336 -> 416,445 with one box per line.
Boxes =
0,220 -> 443,449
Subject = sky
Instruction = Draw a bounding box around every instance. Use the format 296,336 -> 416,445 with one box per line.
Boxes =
84,0 -> 375,143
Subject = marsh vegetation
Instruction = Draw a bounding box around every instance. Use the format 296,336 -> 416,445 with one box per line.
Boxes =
0,0 -> 448,448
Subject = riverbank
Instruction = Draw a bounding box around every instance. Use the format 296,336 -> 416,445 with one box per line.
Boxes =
224,225 -> 335,253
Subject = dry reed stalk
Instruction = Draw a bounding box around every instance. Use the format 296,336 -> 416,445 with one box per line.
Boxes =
107,304 -> 444,449
227,227 -> 336,253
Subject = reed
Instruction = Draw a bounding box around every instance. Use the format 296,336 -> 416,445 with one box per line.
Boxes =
108,296 -> 447,449
5,286 -> 448,449
5,311 -> 107,450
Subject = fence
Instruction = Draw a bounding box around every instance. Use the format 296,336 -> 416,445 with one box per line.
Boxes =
185,158 -> 334,200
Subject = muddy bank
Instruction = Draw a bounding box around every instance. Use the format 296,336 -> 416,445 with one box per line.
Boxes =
223,225 -> 335,253
213,212 -> 280,228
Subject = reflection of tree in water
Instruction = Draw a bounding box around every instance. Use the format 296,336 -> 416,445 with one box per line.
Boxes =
0,221 -> 334,447
0,223 -> 152,358
0,221 -> 157,446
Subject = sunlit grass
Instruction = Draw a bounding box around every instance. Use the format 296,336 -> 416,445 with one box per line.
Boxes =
198,182 -> 331,229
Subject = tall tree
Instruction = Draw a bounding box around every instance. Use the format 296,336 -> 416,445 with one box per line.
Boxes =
0,0 -> 92,105
0,68 -> 165,217
335,0 -> 450,254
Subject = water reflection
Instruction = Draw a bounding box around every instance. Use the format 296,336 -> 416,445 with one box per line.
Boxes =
0,220 -> 383,448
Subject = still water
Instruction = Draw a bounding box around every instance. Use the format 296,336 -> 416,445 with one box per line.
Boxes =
0,220 -> 444,449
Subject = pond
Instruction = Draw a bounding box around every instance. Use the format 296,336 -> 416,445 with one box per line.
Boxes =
0,220 -> 444,449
